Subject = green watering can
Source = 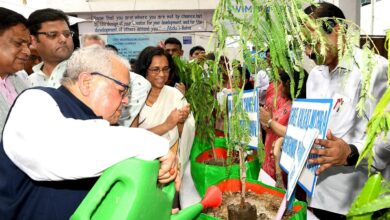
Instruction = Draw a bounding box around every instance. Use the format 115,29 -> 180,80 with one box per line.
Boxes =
71,158 -> 222,220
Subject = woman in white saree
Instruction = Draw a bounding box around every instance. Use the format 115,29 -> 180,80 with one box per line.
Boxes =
132,47 -> 199,208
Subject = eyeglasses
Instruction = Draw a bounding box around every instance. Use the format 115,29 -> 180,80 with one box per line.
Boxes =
36,30 -> 75,39
147,67 -> 171,75
90,72 -> 130,98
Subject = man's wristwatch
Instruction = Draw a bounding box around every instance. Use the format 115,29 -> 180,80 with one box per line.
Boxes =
346,144 -> 359,166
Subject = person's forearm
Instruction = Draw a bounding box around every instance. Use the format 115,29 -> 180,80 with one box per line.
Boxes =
269,120 -> 287,137
148,122 -> 174,136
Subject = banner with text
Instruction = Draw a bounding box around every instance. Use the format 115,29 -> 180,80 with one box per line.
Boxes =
107,33 -> 200,59
78,10 -> 213,34
227,89 -> 260,149
280,99 -> 333,197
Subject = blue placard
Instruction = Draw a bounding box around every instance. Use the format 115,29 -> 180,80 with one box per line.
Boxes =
280,99 -> 333,198
227,89 -> 260,149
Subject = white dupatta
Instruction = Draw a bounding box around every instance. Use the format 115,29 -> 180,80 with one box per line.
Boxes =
139,86 -> 195,177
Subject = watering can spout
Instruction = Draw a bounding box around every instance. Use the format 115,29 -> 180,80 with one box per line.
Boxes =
171,186 -> 222,220
200,186 -> 222,208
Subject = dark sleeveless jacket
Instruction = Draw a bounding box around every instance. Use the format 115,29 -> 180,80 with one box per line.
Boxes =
0,86 -> 99,220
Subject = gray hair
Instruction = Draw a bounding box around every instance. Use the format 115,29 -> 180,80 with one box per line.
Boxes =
61,45 -> 129,85
80,33 -> 105,47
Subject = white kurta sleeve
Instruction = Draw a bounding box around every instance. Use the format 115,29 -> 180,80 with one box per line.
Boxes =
373,136 -> 390,171
354,56 -> 389,152
3,89 -> 169,181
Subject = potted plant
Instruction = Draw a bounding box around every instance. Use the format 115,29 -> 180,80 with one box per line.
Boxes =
174,50 -> 261,198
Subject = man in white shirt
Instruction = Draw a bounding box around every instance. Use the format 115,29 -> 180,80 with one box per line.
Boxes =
27,8 -> 73,88
0,46 -> 176,219
304,3 -> 388,219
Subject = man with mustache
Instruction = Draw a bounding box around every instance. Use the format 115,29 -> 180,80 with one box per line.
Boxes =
304,2 -> 388,219
0,7 -> 31,140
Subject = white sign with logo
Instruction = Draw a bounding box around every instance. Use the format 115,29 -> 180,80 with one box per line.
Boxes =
227,89 -> 260,149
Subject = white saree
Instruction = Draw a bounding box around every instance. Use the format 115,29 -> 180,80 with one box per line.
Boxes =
139,86 -> 195,177
138,86 -> 200,207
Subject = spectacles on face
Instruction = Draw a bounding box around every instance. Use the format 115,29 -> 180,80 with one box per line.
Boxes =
147,67 -> 171,75
36,30 -> 75,40
90,72 -> 130,98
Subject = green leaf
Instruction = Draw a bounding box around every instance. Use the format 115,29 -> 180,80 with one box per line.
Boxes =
348,195 -> 390,217
347,173 -> 383,219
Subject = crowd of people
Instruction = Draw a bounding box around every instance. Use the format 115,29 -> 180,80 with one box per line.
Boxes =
0,2 -> 389,220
